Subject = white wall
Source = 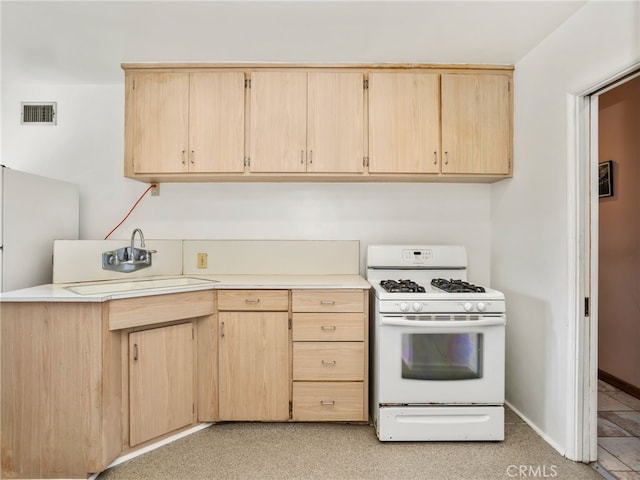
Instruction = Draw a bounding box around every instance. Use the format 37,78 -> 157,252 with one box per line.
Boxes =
491,1 -> 640,456
1,83 -> 492,280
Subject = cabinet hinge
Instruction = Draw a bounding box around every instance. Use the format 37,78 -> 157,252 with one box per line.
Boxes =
288,317 -> 292,330
508,81 -> 511,93
132,79 -> 135,90
585,297 -> 590,317
363,79 -> 369,89
192,327 -> 195,339
289,401 -> 292,415
244,157 -> 250,167
245,78 -> 251,88
363,156 -> 369,167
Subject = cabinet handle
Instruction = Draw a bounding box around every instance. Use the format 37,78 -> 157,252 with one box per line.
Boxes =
320,401 -> 335,406
220,322 -> 225,338
434,151 -> 438,165
321,360 -> 336,366
133,343 -> 139,361
444,151 -> 449,165
300,150 -> 304,164
320,300 -> 335,305
190,150 -> 195,165
321,325 -> 336,331
245,298 -> 260,304
309,150 -> 313,164
181,150 -> 187,165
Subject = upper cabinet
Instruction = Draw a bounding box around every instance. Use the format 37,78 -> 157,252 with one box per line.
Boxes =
122,64 -> 513,183
441,73 -> 512,175
249,71 -> 365,173
368,72 -> 440,174
125,71 -> 245,175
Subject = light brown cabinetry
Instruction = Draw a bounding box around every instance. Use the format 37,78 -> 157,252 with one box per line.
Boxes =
249,71 -> 365,173
122,63 -> 513,183
291,289 -> 368,421
1,302 -> 121,479
125,71 -> 245,175
128,323 -> 195,447
0,290 -> 216,479
368,72 -> 441,174
441,73 -> 512,175
217,290 -> 290,420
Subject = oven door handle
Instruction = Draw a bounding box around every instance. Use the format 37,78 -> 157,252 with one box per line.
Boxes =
380,317 -> 505,328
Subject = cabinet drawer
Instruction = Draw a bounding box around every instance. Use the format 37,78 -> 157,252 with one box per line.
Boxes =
292,313 -> 364,341
217,290 -> 288,311
292,289 -> 364,313
293,342 -> 364,381
292,382 -> 365,421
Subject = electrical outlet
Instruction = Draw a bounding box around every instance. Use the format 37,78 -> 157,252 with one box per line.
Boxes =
151,184 -> 160,196
197,253 -> 208,269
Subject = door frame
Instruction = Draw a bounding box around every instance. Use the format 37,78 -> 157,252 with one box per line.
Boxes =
569,61 -> 640,462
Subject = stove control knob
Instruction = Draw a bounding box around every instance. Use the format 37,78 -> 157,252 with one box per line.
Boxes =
412,302 -> 423,312
399,302 -> 410,312
476,302 -> 487,312
463,302 -> 474,312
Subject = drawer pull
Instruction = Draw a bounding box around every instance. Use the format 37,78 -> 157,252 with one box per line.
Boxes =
320,300 -> 335,305
321,325 -> 336,331
245,299 -> 260,304
320,401 -> 335,407
321,360 -> 336,366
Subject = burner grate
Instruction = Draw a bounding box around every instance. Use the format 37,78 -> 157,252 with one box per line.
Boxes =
380,279 -> 426,293
431,278 -> 486,293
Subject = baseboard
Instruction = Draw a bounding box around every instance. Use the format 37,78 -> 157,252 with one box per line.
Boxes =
88,423 -> 212,480
598,369 -> 640,399
504,400 -> 566,457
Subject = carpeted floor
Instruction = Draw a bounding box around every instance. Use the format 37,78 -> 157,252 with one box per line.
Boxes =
97,408 -> 604,480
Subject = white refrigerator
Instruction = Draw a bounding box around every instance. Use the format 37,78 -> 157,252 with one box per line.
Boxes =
0,166 -> 79,292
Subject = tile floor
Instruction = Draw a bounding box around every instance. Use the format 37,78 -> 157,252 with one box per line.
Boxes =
598,379 -> 640,479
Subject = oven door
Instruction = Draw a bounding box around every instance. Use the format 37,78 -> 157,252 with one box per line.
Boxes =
376,314 -> 505,405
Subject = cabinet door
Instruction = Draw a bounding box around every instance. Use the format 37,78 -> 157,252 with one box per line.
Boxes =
132,73 -> 190,174
189,72 -> 245,173
249,71 -> 307,173
307,72 -> 365,173
441,74 -> 512,175
218,311 -> 290,420
368,72 -> 440,174
129,323 -> 194,447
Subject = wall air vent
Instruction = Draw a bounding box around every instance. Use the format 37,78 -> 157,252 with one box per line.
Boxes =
21,102 -> 57,125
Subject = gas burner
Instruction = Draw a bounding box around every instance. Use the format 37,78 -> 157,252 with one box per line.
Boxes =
431,278 -> 486,293
380,279 -> 426,293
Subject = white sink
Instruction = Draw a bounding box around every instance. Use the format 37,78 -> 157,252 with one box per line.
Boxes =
65,277 -> 218,295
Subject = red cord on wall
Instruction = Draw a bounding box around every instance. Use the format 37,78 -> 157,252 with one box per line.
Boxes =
104,184 -> 157,240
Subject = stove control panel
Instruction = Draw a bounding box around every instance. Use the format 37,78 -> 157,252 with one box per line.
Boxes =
402,248 -> 433,263
381,300 -> 505,314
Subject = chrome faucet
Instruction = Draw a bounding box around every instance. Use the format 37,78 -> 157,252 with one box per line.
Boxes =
130,227 -> 146,251
102,227 -> 155,273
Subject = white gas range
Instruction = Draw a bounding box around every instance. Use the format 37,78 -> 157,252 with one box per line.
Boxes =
367,244 -> 506,441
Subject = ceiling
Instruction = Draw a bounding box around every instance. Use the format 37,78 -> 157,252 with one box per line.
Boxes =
1,1 -> 587,84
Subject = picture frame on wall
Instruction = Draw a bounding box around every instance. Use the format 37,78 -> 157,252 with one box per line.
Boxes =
599,160 -> 614,198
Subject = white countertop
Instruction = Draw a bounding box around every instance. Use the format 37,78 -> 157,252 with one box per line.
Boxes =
0,274 -> 371,303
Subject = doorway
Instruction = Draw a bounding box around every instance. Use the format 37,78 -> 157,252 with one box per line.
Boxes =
574,64 -> 640,473
594,73 -> 640,478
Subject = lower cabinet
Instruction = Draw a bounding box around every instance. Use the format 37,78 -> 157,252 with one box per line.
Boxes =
128,323 -> 195,447
217,290 -> 290,421
291,289 -> 369,422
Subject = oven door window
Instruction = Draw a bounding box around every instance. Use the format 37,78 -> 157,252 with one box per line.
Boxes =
401,333 -> 483,380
